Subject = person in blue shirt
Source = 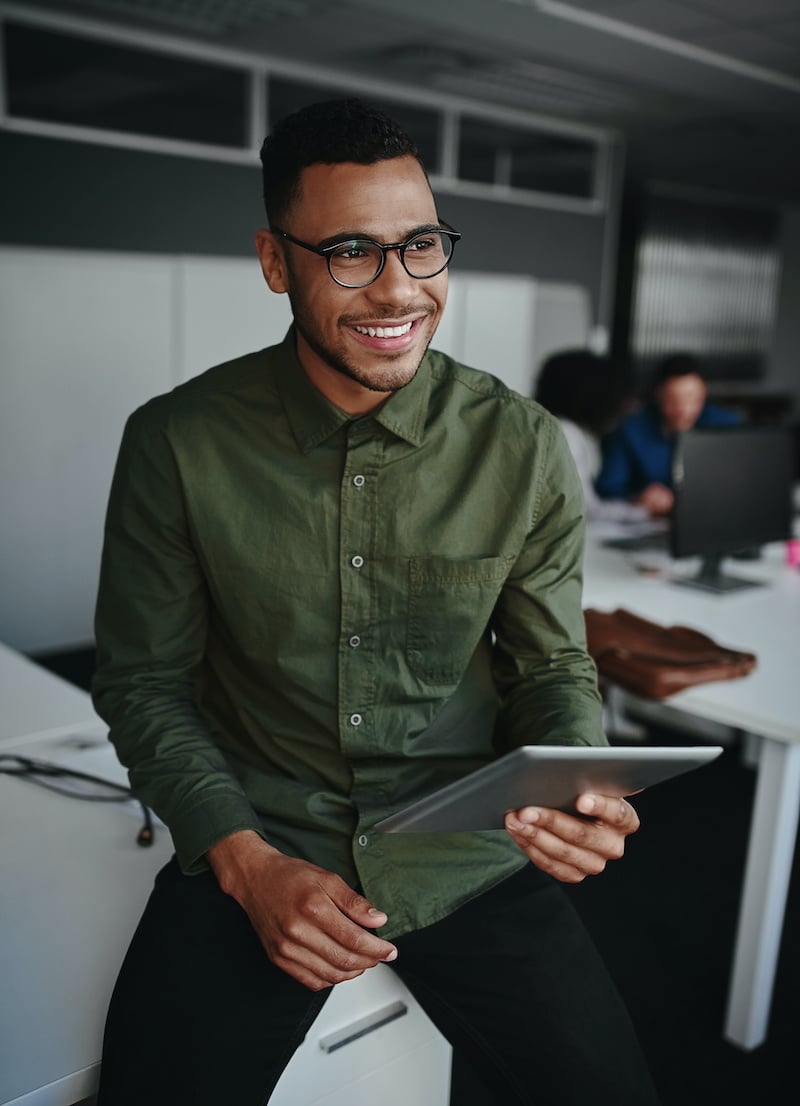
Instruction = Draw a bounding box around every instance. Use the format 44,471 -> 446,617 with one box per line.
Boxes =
595,352 -> 741,516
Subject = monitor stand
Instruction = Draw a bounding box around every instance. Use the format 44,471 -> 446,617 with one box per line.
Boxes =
672,553 -> 765,595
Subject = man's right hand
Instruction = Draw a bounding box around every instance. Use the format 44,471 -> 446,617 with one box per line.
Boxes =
636,482 -> 674,517
206,830 -> 397,991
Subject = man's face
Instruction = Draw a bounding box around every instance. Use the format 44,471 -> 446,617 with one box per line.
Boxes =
657,373 -> 707,433
261,156 -> 448,413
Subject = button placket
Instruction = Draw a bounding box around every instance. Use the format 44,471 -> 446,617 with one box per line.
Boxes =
339,428 -> 379,756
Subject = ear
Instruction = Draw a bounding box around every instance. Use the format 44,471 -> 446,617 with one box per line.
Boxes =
255,228 -> 289,294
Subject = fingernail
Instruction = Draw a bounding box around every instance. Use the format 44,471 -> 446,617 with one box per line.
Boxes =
368,907 -> 387,917
383,948 -> 398,962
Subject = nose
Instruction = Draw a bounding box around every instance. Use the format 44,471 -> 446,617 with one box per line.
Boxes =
366,245 -> 418,304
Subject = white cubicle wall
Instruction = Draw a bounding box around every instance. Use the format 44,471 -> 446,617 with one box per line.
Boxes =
0,246 -> 590,653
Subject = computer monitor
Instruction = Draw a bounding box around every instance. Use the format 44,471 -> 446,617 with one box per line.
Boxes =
670,426 -> 794,594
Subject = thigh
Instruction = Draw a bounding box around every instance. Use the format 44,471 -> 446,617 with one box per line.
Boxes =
391,866 -> 661,1106
97,856 -> 330,1106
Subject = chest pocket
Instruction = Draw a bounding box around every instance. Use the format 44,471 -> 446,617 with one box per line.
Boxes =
407,555 -> 515,686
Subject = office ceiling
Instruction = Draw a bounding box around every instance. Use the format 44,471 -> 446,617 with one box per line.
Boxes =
9,0 -> 800,205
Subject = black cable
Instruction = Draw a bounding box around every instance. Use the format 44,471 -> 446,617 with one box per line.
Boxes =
0,753 -> 155,846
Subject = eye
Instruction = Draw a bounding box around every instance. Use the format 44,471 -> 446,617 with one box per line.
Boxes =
406,235 -> 438,253
330,240 -> 375,261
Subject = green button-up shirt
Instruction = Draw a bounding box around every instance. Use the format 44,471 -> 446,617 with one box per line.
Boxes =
93,329 -> 605,940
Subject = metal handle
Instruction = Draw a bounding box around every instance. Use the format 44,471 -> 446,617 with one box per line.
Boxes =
318,999 -> 408,1054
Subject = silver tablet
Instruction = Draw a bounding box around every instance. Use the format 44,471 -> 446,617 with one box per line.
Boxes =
374,744 -> 723,833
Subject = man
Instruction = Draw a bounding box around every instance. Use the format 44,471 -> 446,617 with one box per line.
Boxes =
92,99 -> 659,1105
595,352 -> 741,516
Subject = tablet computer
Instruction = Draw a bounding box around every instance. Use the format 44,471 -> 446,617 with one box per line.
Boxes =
374,744 -> 723,833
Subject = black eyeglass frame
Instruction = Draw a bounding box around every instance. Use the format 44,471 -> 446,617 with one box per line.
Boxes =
271,223 -> 462,288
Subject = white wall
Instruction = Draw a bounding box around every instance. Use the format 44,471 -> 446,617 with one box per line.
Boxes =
0,247 -> 590,653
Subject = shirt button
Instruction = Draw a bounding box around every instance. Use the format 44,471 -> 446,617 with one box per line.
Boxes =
351,555 -> 364,569
349,635 -> 361,648
353,474 -> 366,487
350,713 -> 363,726
358,834 -> 368,847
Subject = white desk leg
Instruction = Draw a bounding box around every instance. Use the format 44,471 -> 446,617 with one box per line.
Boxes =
724,738 -> 800,1050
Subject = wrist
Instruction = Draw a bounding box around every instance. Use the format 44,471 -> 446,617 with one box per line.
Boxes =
206,829 -> 277,898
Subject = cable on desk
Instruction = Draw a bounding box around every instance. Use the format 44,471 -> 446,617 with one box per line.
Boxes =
0,753 -> 155,846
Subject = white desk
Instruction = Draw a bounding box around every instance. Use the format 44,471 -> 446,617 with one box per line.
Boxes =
0,728 -> 175,1106
582,534 -> 800,1050
0,641 -> 105,747
0,654 -> 450,1106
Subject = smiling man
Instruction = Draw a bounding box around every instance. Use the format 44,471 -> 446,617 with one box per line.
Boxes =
92,99 -> 660,1105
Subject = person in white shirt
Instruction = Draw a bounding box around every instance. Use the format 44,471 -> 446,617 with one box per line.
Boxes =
535,349 -> 652,523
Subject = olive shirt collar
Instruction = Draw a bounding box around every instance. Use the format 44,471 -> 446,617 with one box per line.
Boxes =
276,326 -> 430,453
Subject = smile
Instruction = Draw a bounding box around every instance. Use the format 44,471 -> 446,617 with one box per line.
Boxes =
353,322 -> 414,339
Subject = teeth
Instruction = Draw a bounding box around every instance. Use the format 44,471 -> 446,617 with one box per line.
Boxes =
354,322 -> 413,338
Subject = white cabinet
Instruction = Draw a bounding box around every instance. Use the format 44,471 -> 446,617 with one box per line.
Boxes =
0,247 -> 174,654
0,247 -> 289,653
269,965 -> 451,1106
440,272 -> 591,398
176,254 -> 292,382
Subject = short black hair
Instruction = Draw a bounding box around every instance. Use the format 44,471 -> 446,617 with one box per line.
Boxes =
534,349 -> 631,437
654,352 -> 705,387
259,98 -> 424,226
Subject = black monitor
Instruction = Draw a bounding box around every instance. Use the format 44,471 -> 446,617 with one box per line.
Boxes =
670,426 -> 794,594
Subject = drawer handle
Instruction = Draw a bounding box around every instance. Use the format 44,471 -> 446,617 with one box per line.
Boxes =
318,999 -> 408,1053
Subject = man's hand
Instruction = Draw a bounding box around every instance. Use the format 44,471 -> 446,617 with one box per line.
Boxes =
636,482 -> 674,517
505,793 -> 640,883
207,830 -> 397,990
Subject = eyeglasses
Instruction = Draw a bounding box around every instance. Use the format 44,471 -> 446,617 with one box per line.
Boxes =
271,223 -> 461,288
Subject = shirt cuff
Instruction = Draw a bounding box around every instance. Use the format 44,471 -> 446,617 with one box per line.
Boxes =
168,792 -> 269,875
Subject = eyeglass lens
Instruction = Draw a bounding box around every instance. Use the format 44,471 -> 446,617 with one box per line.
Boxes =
329,231 -> 454,287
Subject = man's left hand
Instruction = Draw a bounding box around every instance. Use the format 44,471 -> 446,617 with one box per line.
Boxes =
505,793 -> 640,882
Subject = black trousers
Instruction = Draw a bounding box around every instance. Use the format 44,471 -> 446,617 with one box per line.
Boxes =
96,859 -> 661,1106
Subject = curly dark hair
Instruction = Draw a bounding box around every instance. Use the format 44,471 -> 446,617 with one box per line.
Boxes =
534,349 -> 631,437
259,98 -> 425,226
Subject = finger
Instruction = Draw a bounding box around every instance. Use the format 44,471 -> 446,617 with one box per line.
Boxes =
505,806 -> 628,873
575,793 -> 640,832
272,947 -> 368,991
510,835 -> 597,884
271,918 -> 395,988
284,889 -> 397,965
337,887 -> 391,930
508,805 -> 626,854
506,818 -> 614,879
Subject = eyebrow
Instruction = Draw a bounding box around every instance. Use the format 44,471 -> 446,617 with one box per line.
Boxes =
316,223 -> 446,250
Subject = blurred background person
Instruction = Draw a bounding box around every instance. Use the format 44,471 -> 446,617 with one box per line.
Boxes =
534,348 -> 651,523
595,352 -> 742,517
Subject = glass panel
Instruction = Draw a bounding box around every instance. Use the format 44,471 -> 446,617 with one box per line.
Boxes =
459,116 -> 596,199
267,77 -> 440,173
630,192 -> 780,382
4,22 -> 248,148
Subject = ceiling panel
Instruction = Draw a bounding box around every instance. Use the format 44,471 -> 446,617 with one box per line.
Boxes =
4,0 -> 800,204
